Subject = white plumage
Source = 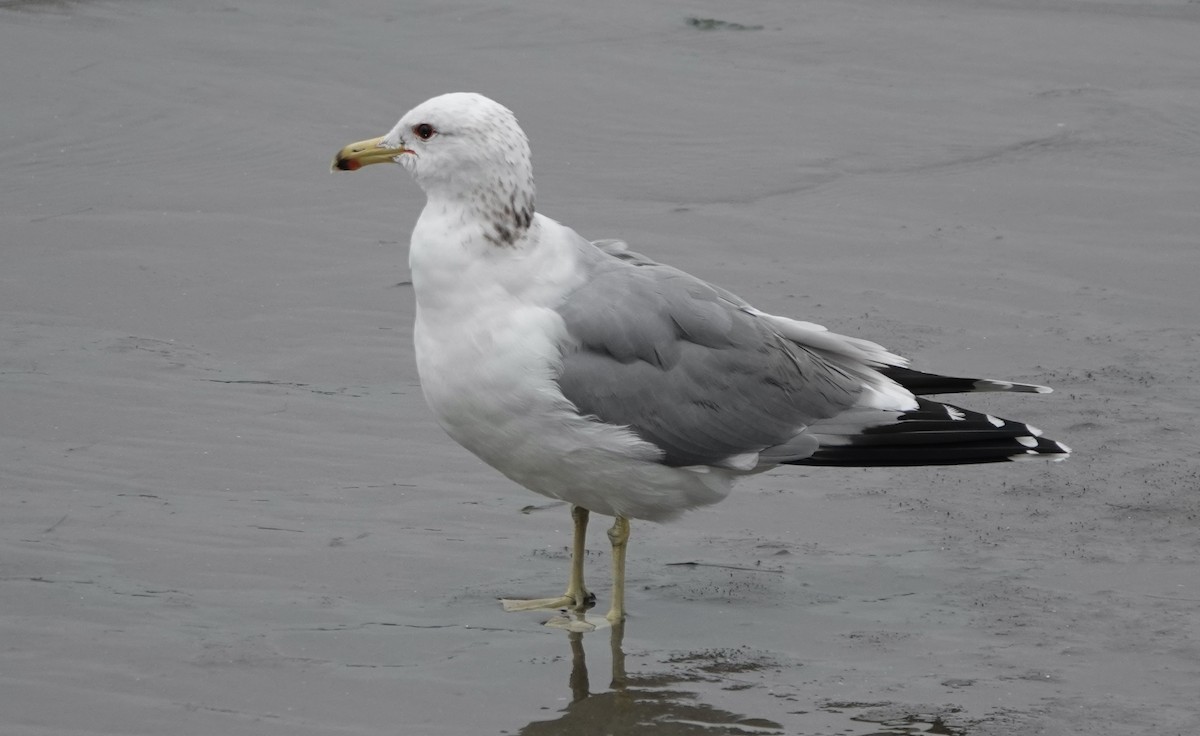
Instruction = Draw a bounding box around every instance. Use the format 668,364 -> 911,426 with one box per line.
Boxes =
334,92 -> 1069,624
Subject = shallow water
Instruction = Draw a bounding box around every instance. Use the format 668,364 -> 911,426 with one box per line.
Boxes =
3,1 -> 1199,734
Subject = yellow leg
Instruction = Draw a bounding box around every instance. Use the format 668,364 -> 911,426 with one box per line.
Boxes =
605,516 -> 630,624
564,505 -> 591,607
502,505 -> 594,612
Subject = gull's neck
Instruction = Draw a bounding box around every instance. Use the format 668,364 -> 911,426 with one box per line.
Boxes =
409,200 -> 590,325
414,145 -> 536,249
409,187 -> 542,312
460,178 -> 535,249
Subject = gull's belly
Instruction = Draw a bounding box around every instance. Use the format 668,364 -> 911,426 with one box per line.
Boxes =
412,302 -> 732,520
414,302 -> 577,468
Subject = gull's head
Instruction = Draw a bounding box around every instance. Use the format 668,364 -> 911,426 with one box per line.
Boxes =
333,93 -> 535,242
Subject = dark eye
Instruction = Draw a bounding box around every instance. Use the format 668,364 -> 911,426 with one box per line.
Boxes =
412,123 -> 436,141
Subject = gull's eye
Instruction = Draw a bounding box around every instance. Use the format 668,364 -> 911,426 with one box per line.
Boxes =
413,123 -> 437,141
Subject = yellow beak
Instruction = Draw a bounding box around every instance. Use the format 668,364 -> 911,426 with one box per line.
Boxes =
331,135 -> 410,172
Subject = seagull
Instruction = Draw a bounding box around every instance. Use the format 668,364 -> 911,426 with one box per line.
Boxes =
333,92 -> 1070,625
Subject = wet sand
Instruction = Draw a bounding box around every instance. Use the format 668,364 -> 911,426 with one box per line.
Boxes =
2,1 -> 1198,734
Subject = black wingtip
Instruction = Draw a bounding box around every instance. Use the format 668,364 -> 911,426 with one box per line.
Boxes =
789,399 -> 1070,468
880,366 -> 1053,396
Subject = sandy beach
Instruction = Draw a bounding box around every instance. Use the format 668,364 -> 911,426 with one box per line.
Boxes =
3,1 -> 1198,734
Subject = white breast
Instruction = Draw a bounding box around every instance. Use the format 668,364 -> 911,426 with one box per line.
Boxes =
407,211 -> 735,521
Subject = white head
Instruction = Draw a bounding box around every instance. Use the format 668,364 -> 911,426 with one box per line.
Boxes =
334,92 -> 535,246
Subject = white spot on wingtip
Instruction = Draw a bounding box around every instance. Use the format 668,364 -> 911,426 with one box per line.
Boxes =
986,414 -> 1004,428
1017,436 -> 1038,448
719,452 -> 760,471
1010,443 -> 1071,461
945,406 -> 966,420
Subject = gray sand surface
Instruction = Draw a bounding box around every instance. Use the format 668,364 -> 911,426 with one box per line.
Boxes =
2,1 -> 1198,734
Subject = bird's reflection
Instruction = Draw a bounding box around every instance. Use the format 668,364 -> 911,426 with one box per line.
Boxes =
514,614 -> 970,736
518,615 -> 783,736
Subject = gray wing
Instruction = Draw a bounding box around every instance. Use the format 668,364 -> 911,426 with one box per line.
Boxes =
556,242 -> 865,468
